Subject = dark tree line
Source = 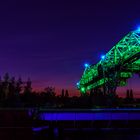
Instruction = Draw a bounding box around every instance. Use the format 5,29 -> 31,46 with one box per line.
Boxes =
0,73 -> 32,107
0,73 -> 139,108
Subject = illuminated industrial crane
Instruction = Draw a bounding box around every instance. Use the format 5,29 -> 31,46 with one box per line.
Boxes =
77,28 -> 140,94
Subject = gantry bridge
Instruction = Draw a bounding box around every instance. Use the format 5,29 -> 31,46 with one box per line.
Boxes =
77,29 -> 140,94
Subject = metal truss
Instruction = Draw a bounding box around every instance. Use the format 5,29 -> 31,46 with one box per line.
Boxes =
77,30 -> 140,94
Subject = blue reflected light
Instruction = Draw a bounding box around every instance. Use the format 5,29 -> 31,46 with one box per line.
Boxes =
32,126 -> 49,132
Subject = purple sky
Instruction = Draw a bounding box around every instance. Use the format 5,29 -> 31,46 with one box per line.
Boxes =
0,0 -> 140,95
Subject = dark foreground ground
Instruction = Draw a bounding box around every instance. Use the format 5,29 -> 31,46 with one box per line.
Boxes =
0,108 -> 140,140
1,128 -> 140,140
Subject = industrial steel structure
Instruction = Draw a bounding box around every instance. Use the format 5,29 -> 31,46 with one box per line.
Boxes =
77,29 -> 140,94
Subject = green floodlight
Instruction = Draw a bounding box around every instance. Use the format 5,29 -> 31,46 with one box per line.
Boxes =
81,87 -> 86,93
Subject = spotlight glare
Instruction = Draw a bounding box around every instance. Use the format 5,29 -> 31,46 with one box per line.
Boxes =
101,55 -> 105,59
137,27 -> 140,32
76,82 -> 80,86
84,63 -> 89,68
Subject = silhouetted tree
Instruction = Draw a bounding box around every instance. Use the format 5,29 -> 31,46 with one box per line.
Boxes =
130,89 -> 133,99
0,76 -> 3,100
9,76 -> 16,97
3,73 -> 10,100
61,89 -> 64,98
42,87 -> 56,107
16,77 -> 23,94
129,89 -> 134,103
23,78 -> 32,106
125,89 -> 133,103
126,89 -> 130,99
26,78 -> 32,93
4,73 -> 10,83
65,90 -> 69,97
44,87 -> 56,97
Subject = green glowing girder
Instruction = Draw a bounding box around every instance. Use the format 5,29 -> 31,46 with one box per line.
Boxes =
118,80 -> 127,87
120,72 -> 132,78
80,78 -> 108,93
126,59 -> 140,72
78,30 -> 140,93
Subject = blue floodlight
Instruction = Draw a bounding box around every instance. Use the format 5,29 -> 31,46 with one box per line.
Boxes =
137,27 -> 140,32
76,82 -> 80,86
101,55 -> 105,59
84,63 -> 89,68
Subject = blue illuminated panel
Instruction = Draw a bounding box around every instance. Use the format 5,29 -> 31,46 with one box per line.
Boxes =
38,109 -> 140,121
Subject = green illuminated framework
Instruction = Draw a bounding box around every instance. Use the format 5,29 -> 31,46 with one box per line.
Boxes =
77,30 -> 140,94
